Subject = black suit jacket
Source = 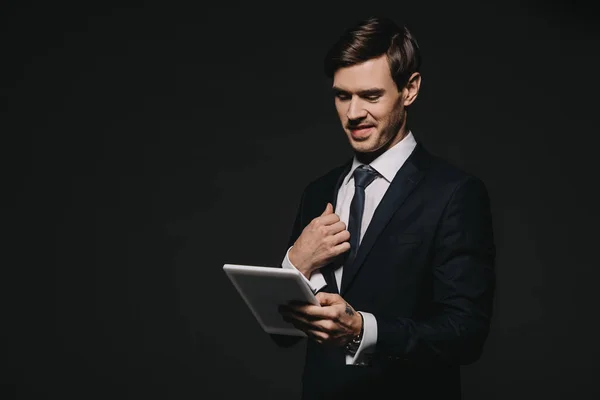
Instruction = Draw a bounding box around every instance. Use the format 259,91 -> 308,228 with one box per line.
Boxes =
273,142 -> 496,400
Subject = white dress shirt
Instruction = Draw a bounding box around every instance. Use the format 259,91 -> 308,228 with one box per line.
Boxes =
282,131 -> 417,365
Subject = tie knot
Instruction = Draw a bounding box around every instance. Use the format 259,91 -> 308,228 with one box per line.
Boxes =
353,165 -> 379,188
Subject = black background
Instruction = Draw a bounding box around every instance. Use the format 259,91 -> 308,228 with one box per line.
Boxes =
3,1 -> 599,399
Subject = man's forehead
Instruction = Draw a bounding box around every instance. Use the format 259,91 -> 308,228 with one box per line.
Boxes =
332,76 -> 391,93
332,56 -> 393,90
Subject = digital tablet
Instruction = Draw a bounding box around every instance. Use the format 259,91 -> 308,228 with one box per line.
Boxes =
223,263 -> 320,336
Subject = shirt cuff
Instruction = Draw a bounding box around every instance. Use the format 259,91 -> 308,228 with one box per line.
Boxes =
345,312 -> 377,366
281,246 -> 327,294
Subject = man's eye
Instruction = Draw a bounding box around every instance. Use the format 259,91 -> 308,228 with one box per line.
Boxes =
365,95 -> 380,101
336,93 -> 350,100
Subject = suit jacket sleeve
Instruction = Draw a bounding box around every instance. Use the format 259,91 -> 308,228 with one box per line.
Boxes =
269,187 -> 308,348
375,176 -> 496,365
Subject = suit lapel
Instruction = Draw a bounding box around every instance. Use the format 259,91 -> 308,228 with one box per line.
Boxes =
340,143 -> 430,295
319,160 -> 352,295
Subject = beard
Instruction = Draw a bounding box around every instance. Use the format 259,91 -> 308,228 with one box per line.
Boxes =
348,107 -> 407,164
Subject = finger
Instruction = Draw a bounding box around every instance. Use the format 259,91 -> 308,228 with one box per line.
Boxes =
330,240 -> 351,256
317,213 -> 341,226
285,316 -> 312,334
301,303 -> 339,320
330,229 -> 351,244
285,304 -> 328,321
320,202 -> 333,216
312,319 -> 338,334
287,301 -> 341,322
284,312 -> 327,332
315,292 -> 340,307
308,329 -> 329,343
327,220 -> 347,235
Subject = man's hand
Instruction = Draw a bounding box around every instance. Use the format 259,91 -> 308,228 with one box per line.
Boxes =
288,203 -> 351,279
279,292 -> 362,346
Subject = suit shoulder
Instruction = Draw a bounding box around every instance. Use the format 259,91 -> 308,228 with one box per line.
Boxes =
425,152 -> 490,196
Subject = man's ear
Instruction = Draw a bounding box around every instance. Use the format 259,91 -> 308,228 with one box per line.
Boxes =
403,72 -> 421,107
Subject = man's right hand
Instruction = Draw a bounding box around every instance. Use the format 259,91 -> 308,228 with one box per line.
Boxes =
288,203 -> 351,279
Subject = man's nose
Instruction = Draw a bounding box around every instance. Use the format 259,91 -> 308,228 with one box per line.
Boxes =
346,98 -> 367,120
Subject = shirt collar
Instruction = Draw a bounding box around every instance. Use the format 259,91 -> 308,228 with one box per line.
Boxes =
343,130 -> 417,186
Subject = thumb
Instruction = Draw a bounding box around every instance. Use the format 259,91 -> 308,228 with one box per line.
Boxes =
315,292 -> 339,306
321,202 -> 333,216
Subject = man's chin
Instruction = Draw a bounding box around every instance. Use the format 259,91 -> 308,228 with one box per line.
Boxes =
348,137 -> 375,153
348,138 -> 391,162
350,142 -> 374,155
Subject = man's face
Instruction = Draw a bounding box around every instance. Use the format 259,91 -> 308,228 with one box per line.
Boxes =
332,54 -> 416,156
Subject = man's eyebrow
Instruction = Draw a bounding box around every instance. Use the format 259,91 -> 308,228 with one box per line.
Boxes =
332,86 -> 385,96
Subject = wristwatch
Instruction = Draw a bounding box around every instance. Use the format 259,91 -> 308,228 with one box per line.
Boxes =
345,312 -> 364,355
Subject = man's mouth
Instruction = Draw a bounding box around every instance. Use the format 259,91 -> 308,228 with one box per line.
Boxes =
349,125 -> 374,138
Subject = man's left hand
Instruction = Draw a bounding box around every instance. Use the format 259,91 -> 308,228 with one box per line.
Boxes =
279,292 -> 362,346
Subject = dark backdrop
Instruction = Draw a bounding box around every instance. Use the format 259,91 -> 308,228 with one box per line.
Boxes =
3,1 -> 599,399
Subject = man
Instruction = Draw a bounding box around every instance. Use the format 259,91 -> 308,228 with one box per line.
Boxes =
274,15 -> 496,400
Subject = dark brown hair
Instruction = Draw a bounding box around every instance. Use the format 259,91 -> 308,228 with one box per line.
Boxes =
324,16 -> 421,90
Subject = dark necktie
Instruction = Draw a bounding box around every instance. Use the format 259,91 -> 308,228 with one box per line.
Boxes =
345,165 -> 379,268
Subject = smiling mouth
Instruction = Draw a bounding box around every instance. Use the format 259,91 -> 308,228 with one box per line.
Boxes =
349,125 -> 374,131
349,126 -> 374,139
